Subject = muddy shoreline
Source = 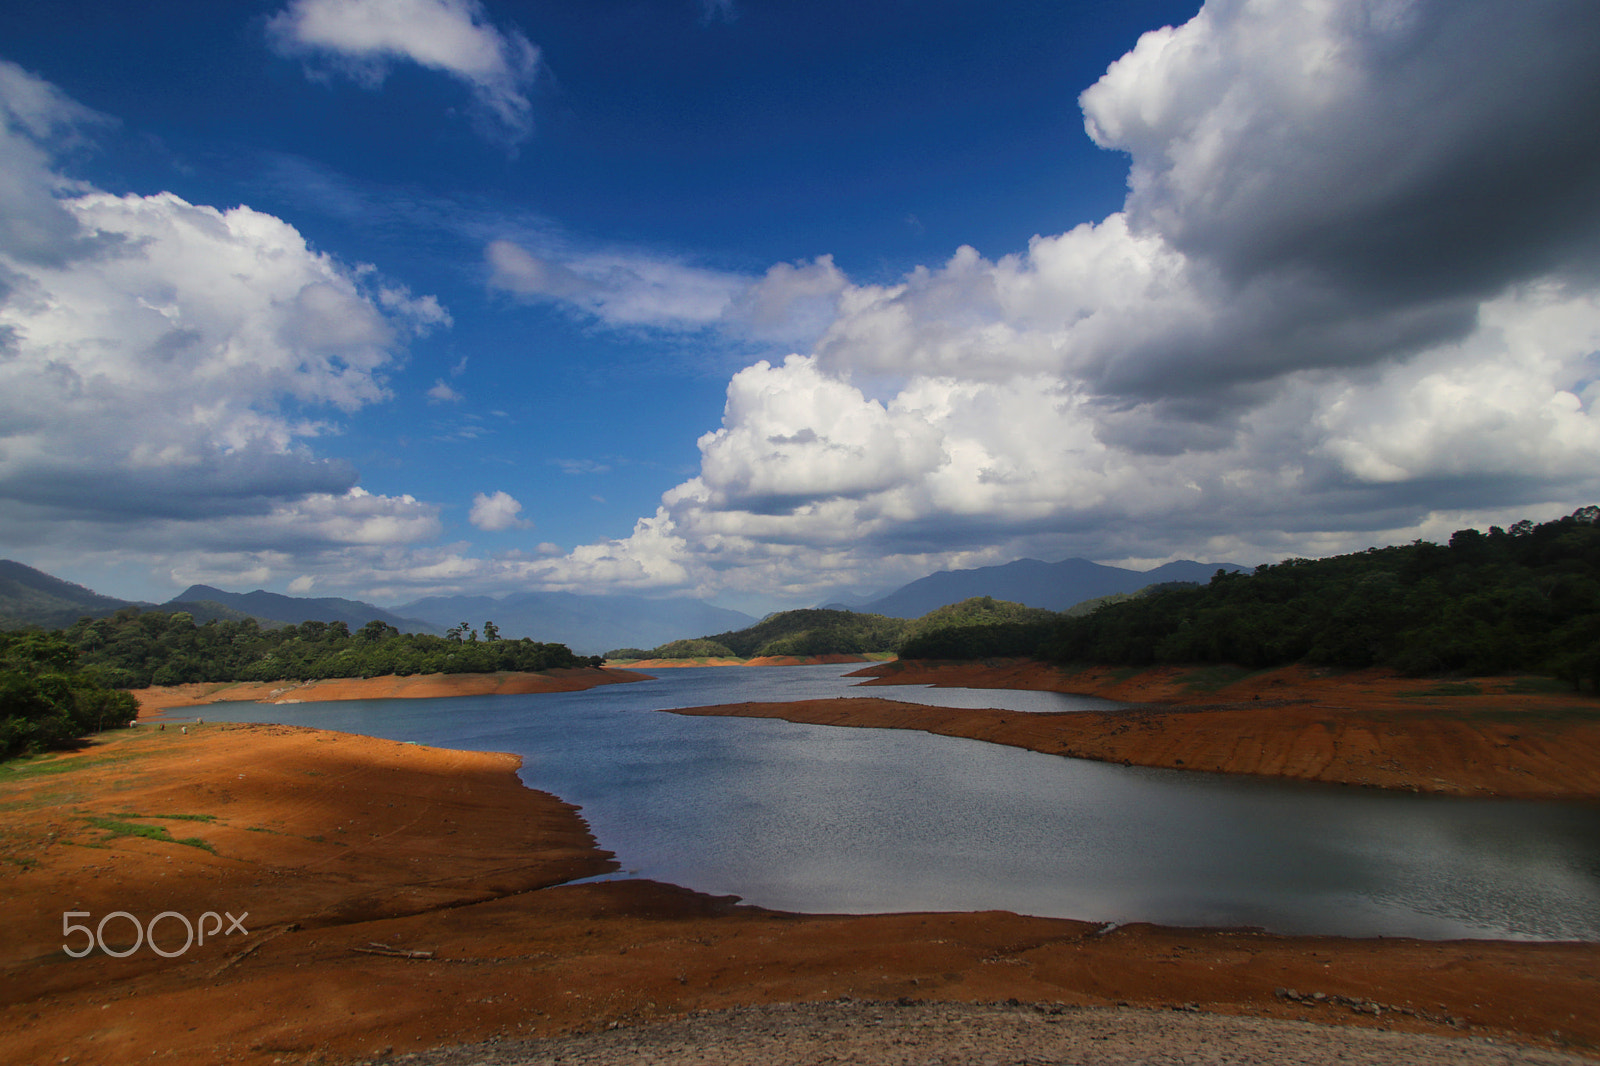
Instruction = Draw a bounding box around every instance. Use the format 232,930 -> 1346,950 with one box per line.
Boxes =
2,665 -> 1597,1063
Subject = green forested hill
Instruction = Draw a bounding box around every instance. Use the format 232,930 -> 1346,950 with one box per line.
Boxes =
894,596 -> 1060,659
0,560 -> 142,629
703,608 -> 909,658
611,597 -> 1064,660
1039,508 -> 1600,686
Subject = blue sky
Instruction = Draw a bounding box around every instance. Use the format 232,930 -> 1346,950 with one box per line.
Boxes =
2,0 -> 1599,613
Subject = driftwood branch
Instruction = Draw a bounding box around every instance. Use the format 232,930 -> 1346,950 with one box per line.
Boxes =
352,943 -> 435,960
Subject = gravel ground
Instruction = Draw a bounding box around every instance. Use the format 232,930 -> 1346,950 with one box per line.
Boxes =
388,1000 -> 1594,1066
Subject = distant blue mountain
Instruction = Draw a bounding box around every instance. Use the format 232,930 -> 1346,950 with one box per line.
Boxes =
860,558 -> 1250,618
395,591 -> 757,656
167,585 -> 441,635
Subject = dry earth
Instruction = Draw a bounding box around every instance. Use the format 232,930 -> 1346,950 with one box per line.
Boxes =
1,665 -> 1597,1065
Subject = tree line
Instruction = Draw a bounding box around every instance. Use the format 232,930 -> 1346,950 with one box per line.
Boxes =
1036,509 -> 1600,686
663,509 -> 1598,688
55,609 -> 599,689
1,610 -> 596,759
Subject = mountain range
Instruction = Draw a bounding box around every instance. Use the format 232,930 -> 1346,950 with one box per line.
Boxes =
0,559 -> 150,630
856,557 -> 1250,618
0,554 -> 1249,655
167,585 -> 442,636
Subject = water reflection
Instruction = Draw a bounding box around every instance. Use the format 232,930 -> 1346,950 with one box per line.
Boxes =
202,664 -> 1600,941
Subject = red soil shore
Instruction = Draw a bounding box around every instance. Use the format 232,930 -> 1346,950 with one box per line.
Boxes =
3,723 -> 1598,1065
808,659 -> 1600,799
3,663 -> 1598,1063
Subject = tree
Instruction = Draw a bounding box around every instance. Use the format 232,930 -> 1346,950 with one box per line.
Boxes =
1,631 -> 138,760
358,619 -> 398,642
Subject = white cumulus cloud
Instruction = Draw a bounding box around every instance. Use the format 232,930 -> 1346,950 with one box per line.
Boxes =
267,0 -> 541,143
0,60 -> 449,580
468,489 -> 532,531
534,0 -> 1600,603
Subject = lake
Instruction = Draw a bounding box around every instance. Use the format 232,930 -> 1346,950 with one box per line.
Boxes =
199,663 -> 1600,942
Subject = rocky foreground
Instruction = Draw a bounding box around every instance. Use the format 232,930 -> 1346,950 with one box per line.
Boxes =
404,1000 -> 1597,1066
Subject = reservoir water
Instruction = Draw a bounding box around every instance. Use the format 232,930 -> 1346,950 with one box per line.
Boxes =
200,663 -> 1600,942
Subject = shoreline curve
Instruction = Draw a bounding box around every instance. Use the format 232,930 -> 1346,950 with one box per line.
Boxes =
2,720 -> 1597,1064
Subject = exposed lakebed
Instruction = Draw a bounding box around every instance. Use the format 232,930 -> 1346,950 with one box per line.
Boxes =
199,663 -> 1600,941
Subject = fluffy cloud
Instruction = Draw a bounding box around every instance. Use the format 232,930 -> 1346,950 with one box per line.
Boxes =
468,490 -> 531,531
267,0 -> 541,143
1083,0 -> 1600,298
532,508 -> 692,592
0,61 -> 447,579
536,0 -> 1600,602
691,355 -> 946,513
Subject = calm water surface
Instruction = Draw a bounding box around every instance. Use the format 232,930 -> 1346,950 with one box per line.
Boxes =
202,664 -> 1600,941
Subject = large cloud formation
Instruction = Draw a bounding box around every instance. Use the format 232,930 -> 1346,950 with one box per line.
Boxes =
0,60 -> 446,590
532,0 -> 1600,599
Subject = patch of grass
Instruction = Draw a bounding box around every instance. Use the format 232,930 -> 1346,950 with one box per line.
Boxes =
0,751 -> 134,780
84,817 -> 174,843
81,816 -> 215,852
1400,681 -> 1484,697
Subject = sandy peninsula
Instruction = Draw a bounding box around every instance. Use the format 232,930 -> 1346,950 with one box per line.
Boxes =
1,665 -> 1597,1064
771,659 -> 1600,800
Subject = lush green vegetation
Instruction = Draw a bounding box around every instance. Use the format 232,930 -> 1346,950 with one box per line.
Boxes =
895,596 -> 1060,659
1038,509 -> 1600,687
603,648 -> 655,661
610,598 -> 1064,661
645,638 -> 738,659
608,607 -> 903,659
701,608 -> 907,658
44,609 -> 598,689
1,631 -> 139,759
